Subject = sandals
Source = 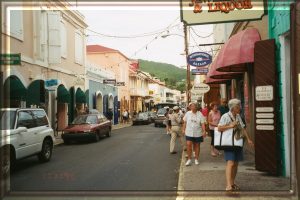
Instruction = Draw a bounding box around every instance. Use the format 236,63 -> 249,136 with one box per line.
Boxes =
232,184 -> 240,190
225,184 -> 240,192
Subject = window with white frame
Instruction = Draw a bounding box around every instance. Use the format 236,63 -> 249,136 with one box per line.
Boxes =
1,6 -> 24,41
48,11 -> 61,64
75,30 -> 83,65
60,21 -> 67,58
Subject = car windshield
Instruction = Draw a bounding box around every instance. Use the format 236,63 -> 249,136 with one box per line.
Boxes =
157,108 -> 166,115
72,115 -> 97,125
0,110 -> 16,130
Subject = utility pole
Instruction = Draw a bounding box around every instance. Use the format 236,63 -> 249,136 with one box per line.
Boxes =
183,23 -> 191,105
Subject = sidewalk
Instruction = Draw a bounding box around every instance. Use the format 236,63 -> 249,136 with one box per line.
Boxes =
54,122 -> 132,145
177,136 -> 295,200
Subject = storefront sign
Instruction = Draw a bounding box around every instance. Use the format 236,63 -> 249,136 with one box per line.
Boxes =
191,68 -> 209,75
256,113 -> 274,119
256,125 -> 275,131
1,53 -> 21,65
180,0 -> 266,25
192,83 -> 210,93
187,52 -> 212,67
103,79 -> 116,84
255,85 -> 274,101
45,79 -> 60,91
256,107 -> 274,112
115,82 -> 125,86
256,119 -> 274,124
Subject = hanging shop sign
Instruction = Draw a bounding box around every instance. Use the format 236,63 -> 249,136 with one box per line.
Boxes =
180,0 -> 267,25
192,83 -> 210,94
187,52 -> 212,67
103,79 -> 116,85
115,82 -> 125,86
191,68 -> 209,75
1,53 -> 21,65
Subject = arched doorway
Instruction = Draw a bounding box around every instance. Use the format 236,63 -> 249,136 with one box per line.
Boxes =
3,76 -> 27,108
57,84 -> 70,131
26,80 -> 46,109
75,87 -> 86,117
96,92 -> 103,113
108,94 -> 114,110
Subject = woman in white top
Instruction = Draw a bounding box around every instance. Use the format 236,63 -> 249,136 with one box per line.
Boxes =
218,98 -> 253,191
182,102 -> 206,166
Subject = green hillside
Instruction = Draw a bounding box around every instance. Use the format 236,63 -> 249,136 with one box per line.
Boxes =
139,59 -> 190,92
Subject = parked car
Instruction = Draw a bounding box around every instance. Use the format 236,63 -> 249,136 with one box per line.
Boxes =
0,108 -> 55,176
132,112 -> 152,125
146,111 -> 158,123
62,113 -> 111,144
154,108 -> 168,127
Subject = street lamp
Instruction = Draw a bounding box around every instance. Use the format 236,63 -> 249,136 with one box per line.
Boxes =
161,30 -> 191,105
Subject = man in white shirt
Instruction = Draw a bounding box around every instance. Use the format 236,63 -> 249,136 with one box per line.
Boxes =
182,102 -> 206,166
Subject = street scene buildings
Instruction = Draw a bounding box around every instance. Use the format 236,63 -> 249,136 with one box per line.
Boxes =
1,0 -> 300,200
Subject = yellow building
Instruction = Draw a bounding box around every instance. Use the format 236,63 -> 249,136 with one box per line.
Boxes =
1,1 -> 88,131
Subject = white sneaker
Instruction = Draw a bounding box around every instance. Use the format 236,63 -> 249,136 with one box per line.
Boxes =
185,159 -> 192,166
195,159 -> 199,165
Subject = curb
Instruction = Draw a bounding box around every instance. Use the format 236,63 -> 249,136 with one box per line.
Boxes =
176,151 -> 186,200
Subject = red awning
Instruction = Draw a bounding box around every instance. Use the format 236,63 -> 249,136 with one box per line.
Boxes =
207,50 -> 242,80
216,28 -> 261,72
205,76 -> 230,84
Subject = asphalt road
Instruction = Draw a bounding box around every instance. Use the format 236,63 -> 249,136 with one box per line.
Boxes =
10,124 -> 182,192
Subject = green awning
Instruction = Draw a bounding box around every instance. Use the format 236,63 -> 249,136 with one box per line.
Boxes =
26,80 -> 45,106
4,76 -> 27,101
85,89 -> 89,106
76,88 -> 86,103
57,85 -> 70,103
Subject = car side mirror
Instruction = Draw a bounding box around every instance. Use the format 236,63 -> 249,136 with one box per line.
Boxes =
17,127 -> 27,133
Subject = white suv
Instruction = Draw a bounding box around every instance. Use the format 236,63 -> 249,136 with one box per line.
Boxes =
0,108 -> 55,176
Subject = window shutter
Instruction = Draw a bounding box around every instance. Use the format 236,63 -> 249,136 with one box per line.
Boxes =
47,11 -> 61,64
60,21 -> 67,58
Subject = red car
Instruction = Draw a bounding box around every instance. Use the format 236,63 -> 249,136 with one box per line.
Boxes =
62,113 -> 112,144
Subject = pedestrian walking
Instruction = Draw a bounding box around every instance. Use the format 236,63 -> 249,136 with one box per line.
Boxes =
122,110 -> 129,124
182,102 -> 206,166
169,106 -> 185,154
217,98 -> 254,191
218,98 -> 229,116
107,108 -> 113,122
208,102 -> 221,157
163,107 -> 170,135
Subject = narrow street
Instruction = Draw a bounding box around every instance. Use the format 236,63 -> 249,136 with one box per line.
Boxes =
10,124 -> 181,192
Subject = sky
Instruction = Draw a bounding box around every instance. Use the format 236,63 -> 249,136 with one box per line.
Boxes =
77,2 -> 214,68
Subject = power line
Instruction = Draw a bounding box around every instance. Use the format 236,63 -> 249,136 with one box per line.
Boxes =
190,27 -> 213,39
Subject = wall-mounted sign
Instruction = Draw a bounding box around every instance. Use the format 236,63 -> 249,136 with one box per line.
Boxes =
45,79 -> 60,91
1,53 -> 21,65
187,52 -> 212,67
256,125 -> 275,131
192,83 -> 210,94
115,82 -> 125,86
180,0 -> 266,25
256,113 -> 274,119
255,85 -> 274,101
256,119 -> 274,124
103,79 -> 116,85
191,68 -> 209,75
256,107 -> 274,112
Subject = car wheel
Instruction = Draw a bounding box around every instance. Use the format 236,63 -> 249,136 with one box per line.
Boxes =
106,129 -> 111,137
38,139 -> 53,162
94,132 -> 100,142
63,139 -> 71,145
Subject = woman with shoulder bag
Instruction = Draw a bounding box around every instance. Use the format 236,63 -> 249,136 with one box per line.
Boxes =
217,98 -> 254,191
